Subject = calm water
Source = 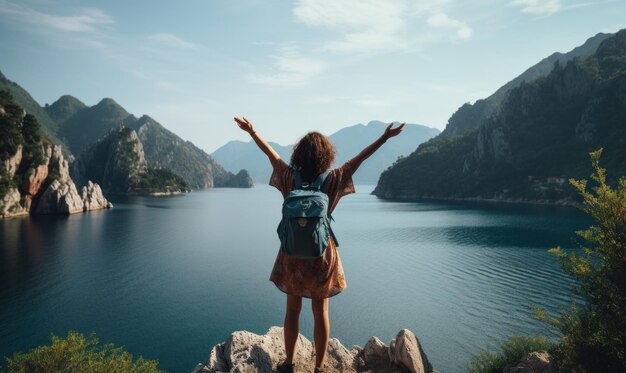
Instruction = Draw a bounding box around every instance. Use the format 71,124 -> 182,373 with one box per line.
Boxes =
0,185 -> 588,372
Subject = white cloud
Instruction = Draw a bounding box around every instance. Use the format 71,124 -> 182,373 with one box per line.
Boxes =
427,13 -> 472,39
510,0 -> 562,15
293,0 -> 408,53
248,47 -> 327,87
146,33 -> 197,49
292,0 -> 472,53
0,2 -> 112,32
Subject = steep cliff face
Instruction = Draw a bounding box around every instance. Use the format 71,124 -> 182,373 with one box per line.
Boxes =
73,125 -> 191,194
0,93 -> 111,218
374,29 -> 626,202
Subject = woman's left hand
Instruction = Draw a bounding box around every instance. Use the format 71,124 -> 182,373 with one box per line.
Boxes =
234,116 -> 254,134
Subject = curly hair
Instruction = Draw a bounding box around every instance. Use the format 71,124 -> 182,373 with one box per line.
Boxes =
290,132 -> 336,183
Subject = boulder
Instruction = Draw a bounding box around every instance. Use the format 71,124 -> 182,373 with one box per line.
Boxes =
35,179 -> 84,214
504,351 -> 555,373
194,327 -> 434,373
81,181 -> 112,211
1,187 -> 27,218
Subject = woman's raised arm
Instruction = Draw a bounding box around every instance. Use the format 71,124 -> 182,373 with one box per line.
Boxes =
347,122 -> 405,171
233,116 -> 281,166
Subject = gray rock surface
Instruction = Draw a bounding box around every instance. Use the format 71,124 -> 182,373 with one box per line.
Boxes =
1,187 -> 27,218
35,179 -> 84,214
193,327 -> 434,373
4,145 -> 22,176
504,351 -> 555,373
81,180 -> 112,211
389,330 -> 432,373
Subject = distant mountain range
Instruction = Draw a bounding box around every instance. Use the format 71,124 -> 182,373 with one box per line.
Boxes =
211,121 -> 440,184
374,29 -> 626,203
0,73 -> 252,189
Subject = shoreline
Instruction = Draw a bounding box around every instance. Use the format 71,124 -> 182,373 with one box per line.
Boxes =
372,193 -> 578,207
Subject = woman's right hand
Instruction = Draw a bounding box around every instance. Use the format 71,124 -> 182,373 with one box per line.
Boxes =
383,122 -> 405,140
234,116 -> 254,134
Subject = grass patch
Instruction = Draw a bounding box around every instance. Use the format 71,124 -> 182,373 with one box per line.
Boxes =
467,335 -> 555,373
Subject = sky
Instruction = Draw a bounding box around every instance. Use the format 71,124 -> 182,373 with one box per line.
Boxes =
0,0 -> 625,153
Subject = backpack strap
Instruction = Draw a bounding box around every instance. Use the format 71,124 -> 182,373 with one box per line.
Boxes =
292,169 -> 330,191
311,171 -> 330,191
293,168 -> 304,189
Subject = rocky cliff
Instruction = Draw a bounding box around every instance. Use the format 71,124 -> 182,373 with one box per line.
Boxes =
0,92 -> 111,218
72,125 -> 194,195
1,144 -> 111,218
194,327 -> 434,373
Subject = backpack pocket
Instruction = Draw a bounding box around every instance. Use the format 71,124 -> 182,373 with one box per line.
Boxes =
278,217 -> 329,258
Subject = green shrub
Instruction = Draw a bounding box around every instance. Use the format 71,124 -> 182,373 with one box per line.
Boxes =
467,335 -> 555,373
3,331 -> 165,373
539,148 -> 626,371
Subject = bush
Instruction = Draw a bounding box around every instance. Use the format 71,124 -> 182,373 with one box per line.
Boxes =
2,331 -> 165,373
467,335 -> 555,373
540,148 -> 626,371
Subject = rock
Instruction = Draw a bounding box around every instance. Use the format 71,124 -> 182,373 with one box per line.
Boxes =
4,145 -> 22,177
389,330 -> 432,373
49,145 -> 71,181
194,327 -> 433,373
1,187 -> 27,218
81,180 -> 111,211
22,163 -> 49,196
35,179 -> 84,214
361,337 -> 391,371
504,351 -> 555,373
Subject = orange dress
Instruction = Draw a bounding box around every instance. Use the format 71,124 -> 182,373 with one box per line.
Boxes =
269,159 -> 356,299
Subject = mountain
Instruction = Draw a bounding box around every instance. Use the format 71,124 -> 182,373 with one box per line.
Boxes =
56,97 -> 134,154
45,95 -> 87,124
442,32 -> 612,138
211,121 -> 440,184
330,121 -> 439,183
373,29 -> 626,203
0,71 -> 64,147
132,115 -> 252,188
72,125 -> 191,194
211,140 -> 292,183
0,72 -> 252,189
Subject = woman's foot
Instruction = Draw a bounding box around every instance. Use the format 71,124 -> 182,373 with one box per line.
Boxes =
276,361 -> 295,373
313,366 -> 325,373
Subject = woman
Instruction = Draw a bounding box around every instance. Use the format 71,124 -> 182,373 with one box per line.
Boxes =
233,116 -> 404,373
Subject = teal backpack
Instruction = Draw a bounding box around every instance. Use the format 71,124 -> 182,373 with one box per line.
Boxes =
277,169 -> 337,259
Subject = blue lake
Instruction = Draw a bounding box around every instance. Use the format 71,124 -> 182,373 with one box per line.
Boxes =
0,185 -> 588,372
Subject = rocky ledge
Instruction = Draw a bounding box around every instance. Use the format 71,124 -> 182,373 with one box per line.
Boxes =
193,327 -> 435,373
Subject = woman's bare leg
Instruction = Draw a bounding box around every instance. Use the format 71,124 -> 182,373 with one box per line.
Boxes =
284,294 -> 302,364
311,298 -> 329,369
